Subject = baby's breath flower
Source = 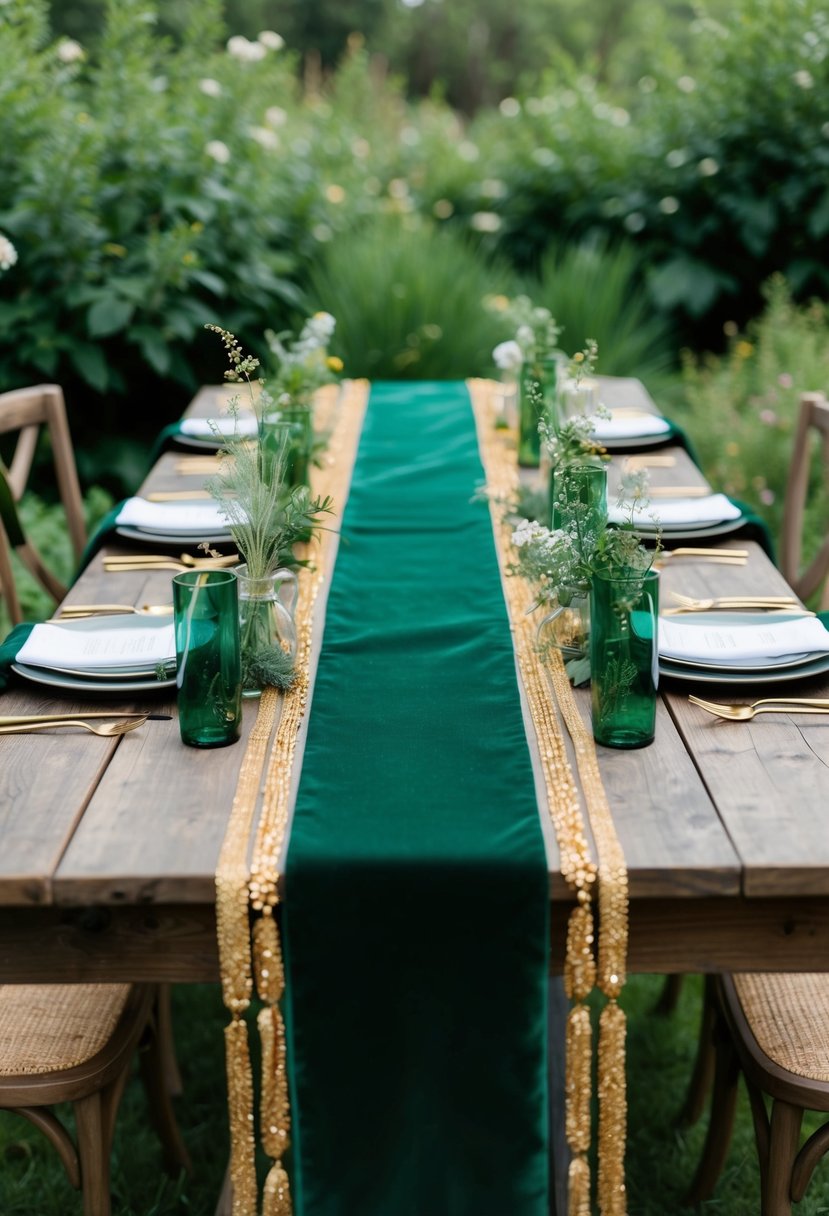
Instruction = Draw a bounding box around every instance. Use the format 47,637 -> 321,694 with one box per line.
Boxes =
493,340 -> 523,372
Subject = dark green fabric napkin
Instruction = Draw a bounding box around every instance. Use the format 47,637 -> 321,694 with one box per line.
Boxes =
283,382 -> 550,1216
148,422 -> 189,466
0,623 -> 35,691
75,502 -> 126,576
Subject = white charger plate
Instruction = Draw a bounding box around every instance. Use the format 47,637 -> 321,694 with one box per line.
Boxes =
11,662 -> 176,695
659,652 -> 829,686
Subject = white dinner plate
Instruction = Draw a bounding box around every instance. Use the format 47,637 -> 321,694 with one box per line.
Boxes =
658,651 -> 829,686
39,661 -> 177,681
115,526 -> 235,547
11,662 -> 176,695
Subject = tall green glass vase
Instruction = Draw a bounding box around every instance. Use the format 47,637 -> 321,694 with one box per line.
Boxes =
518,356 -> 558,467
590,567 -> 659,749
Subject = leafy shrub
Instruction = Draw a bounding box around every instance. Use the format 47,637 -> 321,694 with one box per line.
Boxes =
675,276 -> 829,566
307,216 -> 516,378
480,0 -> 829,345
0,0 -> 305,461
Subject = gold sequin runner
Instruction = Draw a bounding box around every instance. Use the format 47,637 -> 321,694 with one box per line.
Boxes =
468,377 -> 630,1216
215,379 -> 370,1216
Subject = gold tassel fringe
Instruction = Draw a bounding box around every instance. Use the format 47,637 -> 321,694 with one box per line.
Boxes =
568,1154 -> 592,1216
598,1001 -> 627,1215
565,1004 -> 592,1155
262,1164 -> 293,1216
224,1018 -> 258,1216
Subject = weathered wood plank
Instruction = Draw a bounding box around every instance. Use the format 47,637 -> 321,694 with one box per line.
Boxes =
0,708 -> 120,905
0,903 -> 220,983
53,700 -> 263,905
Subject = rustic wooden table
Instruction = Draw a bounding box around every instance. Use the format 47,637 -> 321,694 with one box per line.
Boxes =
2,379 -> 828,988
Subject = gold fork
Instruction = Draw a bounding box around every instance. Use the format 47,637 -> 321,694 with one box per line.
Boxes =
689,694 -> 829,722
0,717 -> 150,737
666,592 -> 805,613
55,603 -> 173,618
104,552 -> 238,566
656,547 -> 747,567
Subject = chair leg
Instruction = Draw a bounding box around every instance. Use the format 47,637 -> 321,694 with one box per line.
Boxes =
74,1090 -> 112,1216
156,984 -> 184,1097
762,1100 -> 802,1216
683,997 -> 740,1205
677,975 -> 716,1129
139,1007 -> 192,1174
653,973 -> 684,1016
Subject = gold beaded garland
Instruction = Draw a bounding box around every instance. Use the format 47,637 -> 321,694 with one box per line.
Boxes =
215,380 -> 370,1215
469,378 -> 630,1216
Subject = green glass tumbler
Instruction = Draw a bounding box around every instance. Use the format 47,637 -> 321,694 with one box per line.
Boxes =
590,567 -> 659,749
518,356 -> 558,467
173,569 -> 242,749
549,461 -> 608,533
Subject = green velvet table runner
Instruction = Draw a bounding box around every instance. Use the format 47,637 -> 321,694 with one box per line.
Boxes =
283,382 -> 550,1216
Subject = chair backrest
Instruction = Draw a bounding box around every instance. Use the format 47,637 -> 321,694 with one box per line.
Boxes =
0,385 -> 86,624
781,391 -> 829,612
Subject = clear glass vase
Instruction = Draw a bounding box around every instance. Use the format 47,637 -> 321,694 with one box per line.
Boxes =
235,564 -> 298,698
518,356 -> 559,467
537,584 -> 591,683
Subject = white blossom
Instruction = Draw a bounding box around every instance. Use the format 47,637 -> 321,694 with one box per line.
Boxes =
227,35 -> 266,62
249,126 -> 280,150
265,106 -> 288,128
793,69 -> 814,89
493,340 -> 524,372
258,30 -> 285,51
205,140 -> 231,164
697,157 -> 720,177
199,77 -> 222,97
470,211 -> 502,233
57,38 -> 85,63
0,232 -> 17,272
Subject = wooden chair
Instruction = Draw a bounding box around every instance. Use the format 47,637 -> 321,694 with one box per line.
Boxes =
0,982 -> 190,1215
781,390 -> 829,611
686,973 -> 829,1214
0,384 -> 87,624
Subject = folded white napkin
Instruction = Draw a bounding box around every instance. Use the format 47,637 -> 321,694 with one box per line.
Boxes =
116,497 -> 233,536
17,616 -> 176,672
590,411 -> 672,441
659,615 -> 829,666
608,493 -> 742,531
179,414 -> 259,440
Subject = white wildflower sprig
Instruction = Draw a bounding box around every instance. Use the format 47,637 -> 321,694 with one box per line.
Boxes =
494,294 -> 562,364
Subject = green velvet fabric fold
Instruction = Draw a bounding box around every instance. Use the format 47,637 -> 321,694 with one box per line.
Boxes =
0,623 -> 35,691
282,382 -> 550,1216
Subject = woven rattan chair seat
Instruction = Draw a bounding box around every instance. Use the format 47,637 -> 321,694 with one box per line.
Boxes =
733,972 -> 829,1083
0,984 -> 131,1076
